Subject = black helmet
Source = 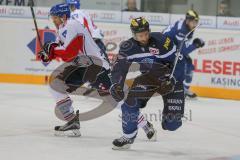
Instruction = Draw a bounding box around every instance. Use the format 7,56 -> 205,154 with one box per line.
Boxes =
130,17 -> 150,34
186,9 -> 199,21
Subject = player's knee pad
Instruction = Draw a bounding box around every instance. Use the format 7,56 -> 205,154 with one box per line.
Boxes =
162,120 -> 182,131
49,87 -> 69,102
55,97 -> 75,121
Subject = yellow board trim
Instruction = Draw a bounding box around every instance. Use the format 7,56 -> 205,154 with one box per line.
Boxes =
0,74 -> 239,100
0,73 -> 48,85
190,86 -> 240,100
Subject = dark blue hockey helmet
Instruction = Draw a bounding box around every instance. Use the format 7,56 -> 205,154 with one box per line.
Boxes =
49,3 -> 71,18
65,0 -> 81,9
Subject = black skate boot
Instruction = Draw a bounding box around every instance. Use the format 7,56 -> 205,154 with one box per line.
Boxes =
54,110 -> 81,137
185,90 -> 197,99
112,136 -> 135,150
143,121 -> 157,141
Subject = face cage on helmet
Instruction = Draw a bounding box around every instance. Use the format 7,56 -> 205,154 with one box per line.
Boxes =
132,28 -> 150,41
132,28 -> 150,33
49,13 -> 68,27
186,17 -> 199,24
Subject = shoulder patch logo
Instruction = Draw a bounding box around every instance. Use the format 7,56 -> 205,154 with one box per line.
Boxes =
163,37 -> 171,50
120,40 -> 134,51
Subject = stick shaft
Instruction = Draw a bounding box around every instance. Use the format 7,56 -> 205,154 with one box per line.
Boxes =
170,24 -> 200,78
30,5 -> 44,49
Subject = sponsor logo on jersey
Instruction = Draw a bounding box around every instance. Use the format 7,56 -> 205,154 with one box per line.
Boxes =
149,47 -> 159,55
163,37 -> 171,50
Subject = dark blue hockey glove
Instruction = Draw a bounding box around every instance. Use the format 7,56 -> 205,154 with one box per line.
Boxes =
160,76 -> 176,95
193,38 -> 205,48
110,83 -> 124,102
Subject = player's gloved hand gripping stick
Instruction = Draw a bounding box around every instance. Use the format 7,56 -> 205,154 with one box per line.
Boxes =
159,24 -> 200,95
110,83 -> 124,102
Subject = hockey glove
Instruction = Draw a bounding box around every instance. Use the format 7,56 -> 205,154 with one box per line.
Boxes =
38,42 -> 58,62
193,38 -> 205,48
110,83 -> 124,102
160,76 -> 176,95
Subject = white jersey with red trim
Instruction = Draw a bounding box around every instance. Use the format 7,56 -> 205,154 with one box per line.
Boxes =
56,23 -> 68,45
70,9 -> 104,40
53,19 -> 109,70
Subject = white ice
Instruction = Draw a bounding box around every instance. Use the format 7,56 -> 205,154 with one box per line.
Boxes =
0,83 -> 240,160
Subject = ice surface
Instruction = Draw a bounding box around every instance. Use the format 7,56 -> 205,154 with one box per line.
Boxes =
0,83 -> 239,160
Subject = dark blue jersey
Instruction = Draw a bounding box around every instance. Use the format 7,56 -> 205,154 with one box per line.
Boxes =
111,32 -> 185,87
163,20 -> 197,55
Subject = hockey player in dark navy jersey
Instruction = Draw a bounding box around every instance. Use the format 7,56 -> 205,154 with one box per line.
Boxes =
163,10 -> 205,98
110,17 -> 192,150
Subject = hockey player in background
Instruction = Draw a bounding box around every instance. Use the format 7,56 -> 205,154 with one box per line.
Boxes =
163,10 -> 205,99
38,4 -> 156,139
65,0 -> 110,95
65,0 -> 108,62
110,17 -> 198,149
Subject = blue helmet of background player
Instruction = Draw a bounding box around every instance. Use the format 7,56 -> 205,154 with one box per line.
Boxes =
65,0 -> 81,9
49,3 -> 71,19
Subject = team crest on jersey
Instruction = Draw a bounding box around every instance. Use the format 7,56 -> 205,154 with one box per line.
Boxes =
62,30 -> 67,38
149,47 -> 159,55
27,27 -> 57,66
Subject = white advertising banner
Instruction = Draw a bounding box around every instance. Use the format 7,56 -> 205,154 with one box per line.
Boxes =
1,6 -> 240,30
191,29 -> 240,89
0,18 -> 60,75
217,17 -> 240,30
122,12 -> 170,26
198,15 -> 217,28
170,14 -> 217,28
0,5 -> 49,19
170,14 -> 185,25
0,17 -> 239,91
85,10 -> 122,23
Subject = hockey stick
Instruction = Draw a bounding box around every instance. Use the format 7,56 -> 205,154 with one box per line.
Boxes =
29,0 -> 44,50
169,24 -> 200,79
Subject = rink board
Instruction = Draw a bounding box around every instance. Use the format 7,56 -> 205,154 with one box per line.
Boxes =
0,18 -> 240,100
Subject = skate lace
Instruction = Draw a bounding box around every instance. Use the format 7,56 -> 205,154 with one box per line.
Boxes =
143,123 -> 153,134
119,136 -> 130,143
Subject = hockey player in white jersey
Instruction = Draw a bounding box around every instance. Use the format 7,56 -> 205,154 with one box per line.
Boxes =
65,0 -> 109,62
38,3 -> 111,137
38,3 -> 156,140
65,0 -> 109,95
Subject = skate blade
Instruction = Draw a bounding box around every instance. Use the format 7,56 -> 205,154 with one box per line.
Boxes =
185,96 -> 198,100
148,129 -> 157,142
112,144 -> 131,150
54,129 -> 81,137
